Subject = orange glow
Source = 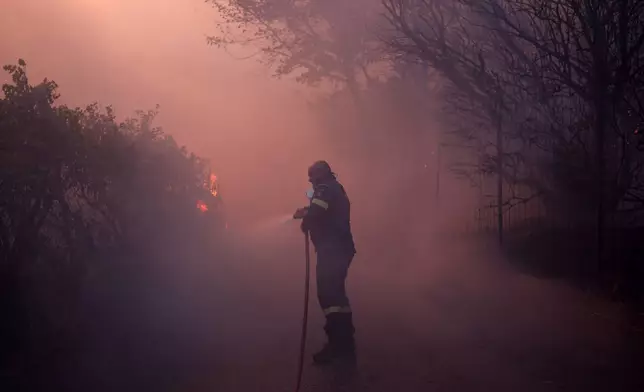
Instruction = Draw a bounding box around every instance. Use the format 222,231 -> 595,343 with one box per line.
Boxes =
196,200 -> 208,212
209,173 -> 218,197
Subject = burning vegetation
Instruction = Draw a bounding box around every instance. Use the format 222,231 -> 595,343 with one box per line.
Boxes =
196,171 -> 221,212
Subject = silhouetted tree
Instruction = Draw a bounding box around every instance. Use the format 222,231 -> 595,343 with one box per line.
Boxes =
0,60 -> 224,390
383,0 -> 644,255
383,0 -> 520,243
467,0 -> 644,267
207,0 -> 383,95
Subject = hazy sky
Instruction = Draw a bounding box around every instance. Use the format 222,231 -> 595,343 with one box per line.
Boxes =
0,0 -> 324,220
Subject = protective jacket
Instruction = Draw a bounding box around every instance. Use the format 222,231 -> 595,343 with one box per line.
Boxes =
302,178 -> 356,255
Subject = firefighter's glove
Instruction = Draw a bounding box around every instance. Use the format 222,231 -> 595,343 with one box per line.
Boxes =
293,206 -> 309,220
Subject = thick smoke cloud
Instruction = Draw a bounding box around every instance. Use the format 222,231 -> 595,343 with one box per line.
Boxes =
1,1 -> 642,392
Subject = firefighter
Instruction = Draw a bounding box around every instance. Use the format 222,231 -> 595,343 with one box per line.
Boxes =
293,160 -> 357,365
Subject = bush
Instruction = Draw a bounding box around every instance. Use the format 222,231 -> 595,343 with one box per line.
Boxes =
0,61 -> 225,391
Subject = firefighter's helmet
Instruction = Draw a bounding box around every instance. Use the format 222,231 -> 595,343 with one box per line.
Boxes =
308,160 -> 335,183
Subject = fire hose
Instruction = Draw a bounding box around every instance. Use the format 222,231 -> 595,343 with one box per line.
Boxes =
291,196 -> 316,391
294,229 -> 311,392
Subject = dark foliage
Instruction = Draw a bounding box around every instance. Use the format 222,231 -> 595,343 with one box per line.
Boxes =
0,61 -> 225,391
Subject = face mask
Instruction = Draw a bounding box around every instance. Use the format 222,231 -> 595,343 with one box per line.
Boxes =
305,188 -> 314,200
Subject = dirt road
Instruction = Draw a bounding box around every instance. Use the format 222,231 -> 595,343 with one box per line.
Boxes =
187,230 -> 644,392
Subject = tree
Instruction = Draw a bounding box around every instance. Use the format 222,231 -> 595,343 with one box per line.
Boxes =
0,61 -> 224,385
383,0 -> 521,243
207,0 -> 383,97
465,0 -> 644,267
383,0 -> 644,255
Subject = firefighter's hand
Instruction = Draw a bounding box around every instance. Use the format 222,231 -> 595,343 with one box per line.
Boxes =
293,206 -> 309,219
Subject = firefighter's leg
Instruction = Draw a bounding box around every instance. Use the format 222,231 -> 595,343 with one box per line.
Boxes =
314,246 -> 355,364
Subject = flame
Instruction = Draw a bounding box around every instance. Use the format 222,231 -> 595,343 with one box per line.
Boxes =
209,173 -> 218,197
196,200 -> 208,212
196,171 -> 219,212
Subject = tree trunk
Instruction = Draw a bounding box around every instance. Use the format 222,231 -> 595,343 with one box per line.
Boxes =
594,99 -> 606,274
496,114 -> 504,245
435,143 -> 441,204
590,5 -> 609,276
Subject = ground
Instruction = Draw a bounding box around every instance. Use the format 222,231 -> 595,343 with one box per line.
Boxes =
185,230 -> 644,392
73,228 -> 643,392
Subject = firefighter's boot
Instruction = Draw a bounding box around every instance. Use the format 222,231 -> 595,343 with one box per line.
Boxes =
313,313 -> 356,365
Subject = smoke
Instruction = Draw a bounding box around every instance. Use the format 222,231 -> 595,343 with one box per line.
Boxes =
249,213 -> 298,231
1,1 -> 642,392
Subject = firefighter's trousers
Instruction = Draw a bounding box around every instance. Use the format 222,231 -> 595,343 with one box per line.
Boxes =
315,245 -> 355,347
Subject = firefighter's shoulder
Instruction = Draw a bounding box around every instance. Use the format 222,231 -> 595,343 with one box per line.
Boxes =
313,183 -> 330,198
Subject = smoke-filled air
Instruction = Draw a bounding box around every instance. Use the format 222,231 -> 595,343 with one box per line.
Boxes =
1,0 -> 643,391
